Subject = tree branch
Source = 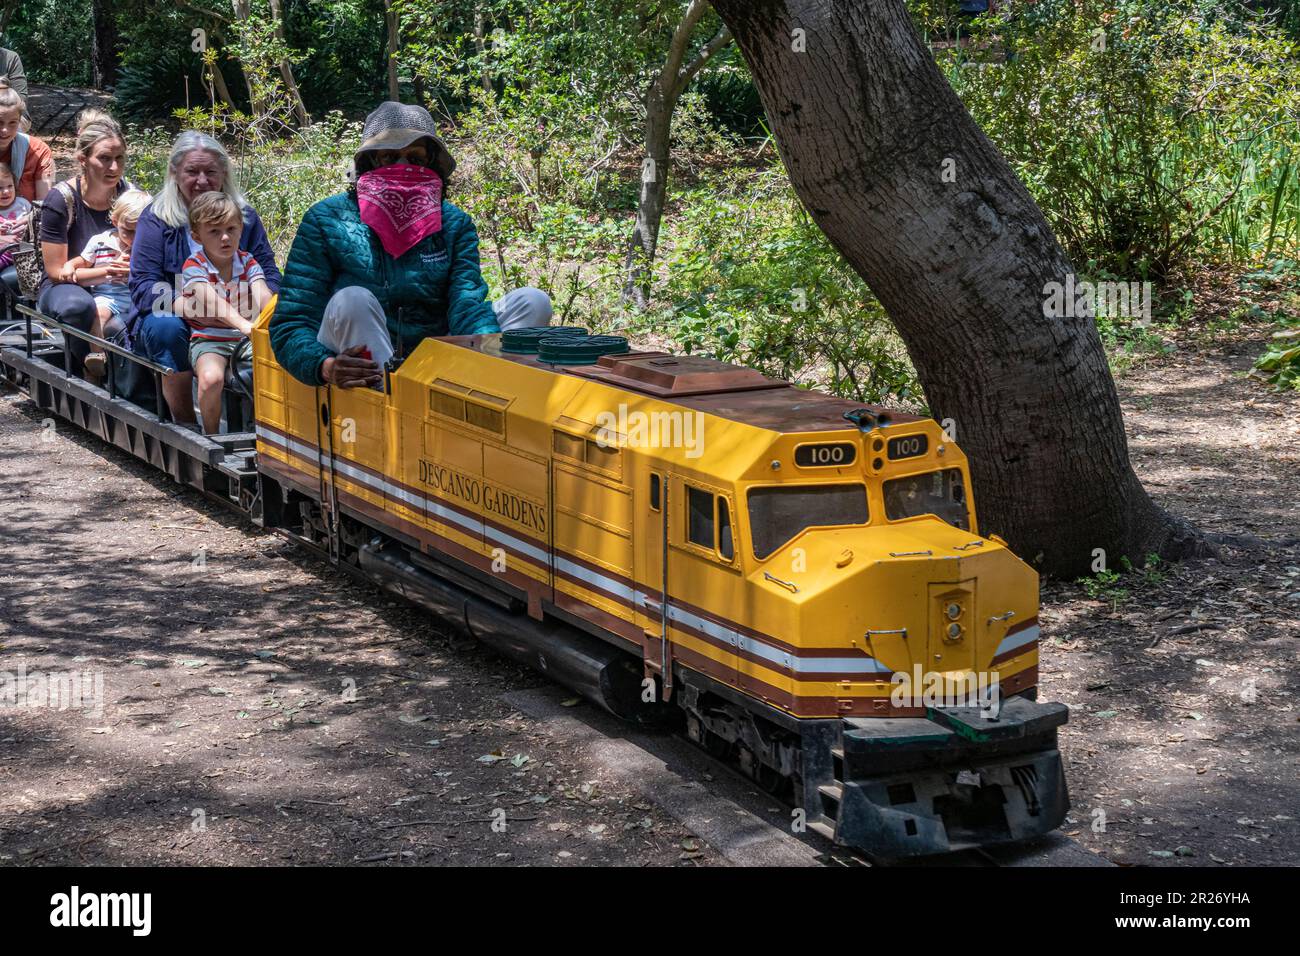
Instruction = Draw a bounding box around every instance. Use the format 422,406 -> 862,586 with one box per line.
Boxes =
676,25 -> 733,95
176,0 -> 230,24
659,0 -> 711,95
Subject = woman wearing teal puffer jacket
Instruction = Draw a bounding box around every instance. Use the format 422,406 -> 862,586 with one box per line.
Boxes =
270,102 -> 551,388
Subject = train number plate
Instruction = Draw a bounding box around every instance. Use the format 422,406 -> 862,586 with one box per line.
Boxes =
887,434 -> 929,460
795,442 -> 857,468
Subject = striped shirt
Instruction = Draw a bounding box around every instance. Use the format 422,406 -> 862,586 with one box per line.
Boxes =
181,249 -> 265,341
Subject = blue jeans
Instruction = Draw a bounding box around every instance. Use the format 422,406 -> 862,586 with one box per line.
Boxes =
37,283 -> 123,377
133,310 -> 193,374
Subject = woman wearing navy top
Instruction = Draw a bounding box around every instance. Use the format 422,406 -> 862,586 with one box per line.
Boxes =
128,130 -> 281,424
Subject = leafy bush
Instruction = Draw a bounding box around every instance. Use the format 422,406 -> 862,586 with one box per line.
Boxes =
943,0 -> 1300,277
649,167 -> 920,406
1254,333 -> 1300,388
696,64 -> 765,139
114,50 -> 207,125
3,0 -> 93,86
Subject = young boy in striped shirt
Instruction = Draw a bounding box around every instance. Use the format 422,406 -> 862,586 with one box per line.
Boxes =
181,191 -> 272,434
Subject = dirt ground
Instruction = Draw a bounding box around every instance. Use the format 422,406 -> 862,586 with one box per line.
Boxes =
0,305 -> 1296,868
1044,311 -> 1300,867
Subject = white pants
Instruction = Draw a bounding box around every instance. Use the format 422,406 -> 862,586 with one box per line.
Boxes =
317,285 -> 553,364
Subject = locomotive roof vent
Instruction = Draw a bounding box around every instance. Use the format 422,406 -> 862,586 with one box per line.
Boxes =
572,352 -> 789,397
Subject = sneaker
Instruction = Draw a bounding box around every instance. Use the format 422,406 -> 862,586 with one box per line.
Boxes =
84,352 -> 106,382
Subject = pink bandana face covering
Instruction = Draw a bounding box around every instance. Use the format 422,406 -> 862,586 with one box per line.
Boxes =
355,163 -> 444,259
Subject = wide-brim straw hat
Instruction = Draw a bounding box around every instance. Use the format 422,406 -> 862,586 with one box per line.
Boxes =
353,101 -> 456,178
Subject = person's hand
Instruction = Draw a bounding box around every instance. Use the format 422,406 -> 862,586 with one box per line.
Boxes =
59,261 -> 78,283
106,260 -> 130,284
321,346 -> 381,389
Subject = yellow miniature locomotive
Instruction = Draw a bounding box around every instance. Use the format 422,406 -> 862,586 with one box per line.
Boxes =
248,310 -> 1069,858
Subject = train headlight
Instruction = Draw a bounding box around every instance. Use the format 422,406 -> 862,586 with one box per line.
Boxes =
947,622 -> 963,640
945,602 -> 962,621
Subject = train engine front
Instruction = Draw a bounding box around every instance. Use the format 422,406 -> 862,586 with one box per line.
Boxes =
672,408 -> 1069,858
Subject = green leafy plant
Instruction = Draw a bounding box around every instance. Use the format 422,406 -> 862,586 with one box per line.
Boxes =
943,0 -> 1300,277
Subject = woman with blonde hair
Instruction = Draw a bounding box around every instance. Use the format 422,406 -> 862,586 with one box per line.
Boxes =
127,130 -> 281,424
35,108 -> 134,378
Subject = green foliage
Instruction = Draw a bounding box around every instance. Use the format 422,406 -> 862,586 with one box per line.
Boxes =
1253,327 -> 1300,388
285,0 -> 387,116
3,0 -> 93,85
696,62 -> 765,139
943,0 -> 1300,277
649,167 -> 919,405
1079,553 -> 1165,606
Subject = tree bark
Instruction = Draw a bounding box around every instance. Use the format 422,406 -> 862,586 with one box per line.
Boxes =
624,94 -> 672,310
473,2 -> 493,94
90,0 -> 119,87
710,0 -> 1207,577
622,0 -> 732,308
384,0 -> 401,101
208,55 -> 239,110
228,0 -> 263,114
268,0 -> 311,126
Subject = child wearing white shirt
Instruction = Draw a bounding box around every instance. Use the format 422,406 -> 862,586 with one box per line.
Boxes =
63,189 -> 151,377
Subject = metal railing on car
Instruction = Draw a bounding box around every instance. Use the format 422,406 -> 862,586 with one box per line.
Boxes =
15,302 -> 175,423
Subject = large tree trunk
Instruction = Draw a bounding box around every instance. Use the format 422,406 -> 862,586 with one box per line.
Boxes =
622,0 -> 731,308
90,0 -> 118,87
710,0 -> 1206,577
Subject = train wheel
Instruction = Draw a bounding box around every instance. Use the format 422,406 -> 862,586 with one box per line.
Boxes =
738,746 -> 785,795
704,729 -> 733,760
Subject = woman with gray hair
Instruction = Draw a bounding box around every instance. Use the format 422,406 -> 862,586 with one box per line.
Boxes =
128,130 -> 281,423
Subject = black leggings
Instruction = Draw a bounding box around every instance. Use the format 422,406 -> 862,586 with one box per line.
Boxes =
36,283 -> 125,377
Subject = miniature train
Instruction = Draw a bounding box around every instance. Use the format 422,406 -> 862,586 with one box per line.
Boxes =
1,301 -> 1069,858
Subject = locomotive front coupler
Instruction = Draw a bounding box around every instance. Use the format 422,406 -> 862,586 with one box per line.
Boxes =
820,695 -> 1071,859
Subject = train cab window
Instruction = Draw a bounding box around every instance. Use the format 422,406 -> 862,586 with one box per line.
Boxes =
686,485 -> 735,562
650,473 -> 661,511
687,486 -> 714,549
747,484 -> 869,559
718,497 -> 734,560
884,469 -> 970,530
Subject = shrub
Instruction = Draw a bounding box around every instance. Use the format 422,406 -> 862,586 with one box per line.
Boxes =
943,0 -> 1300,277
